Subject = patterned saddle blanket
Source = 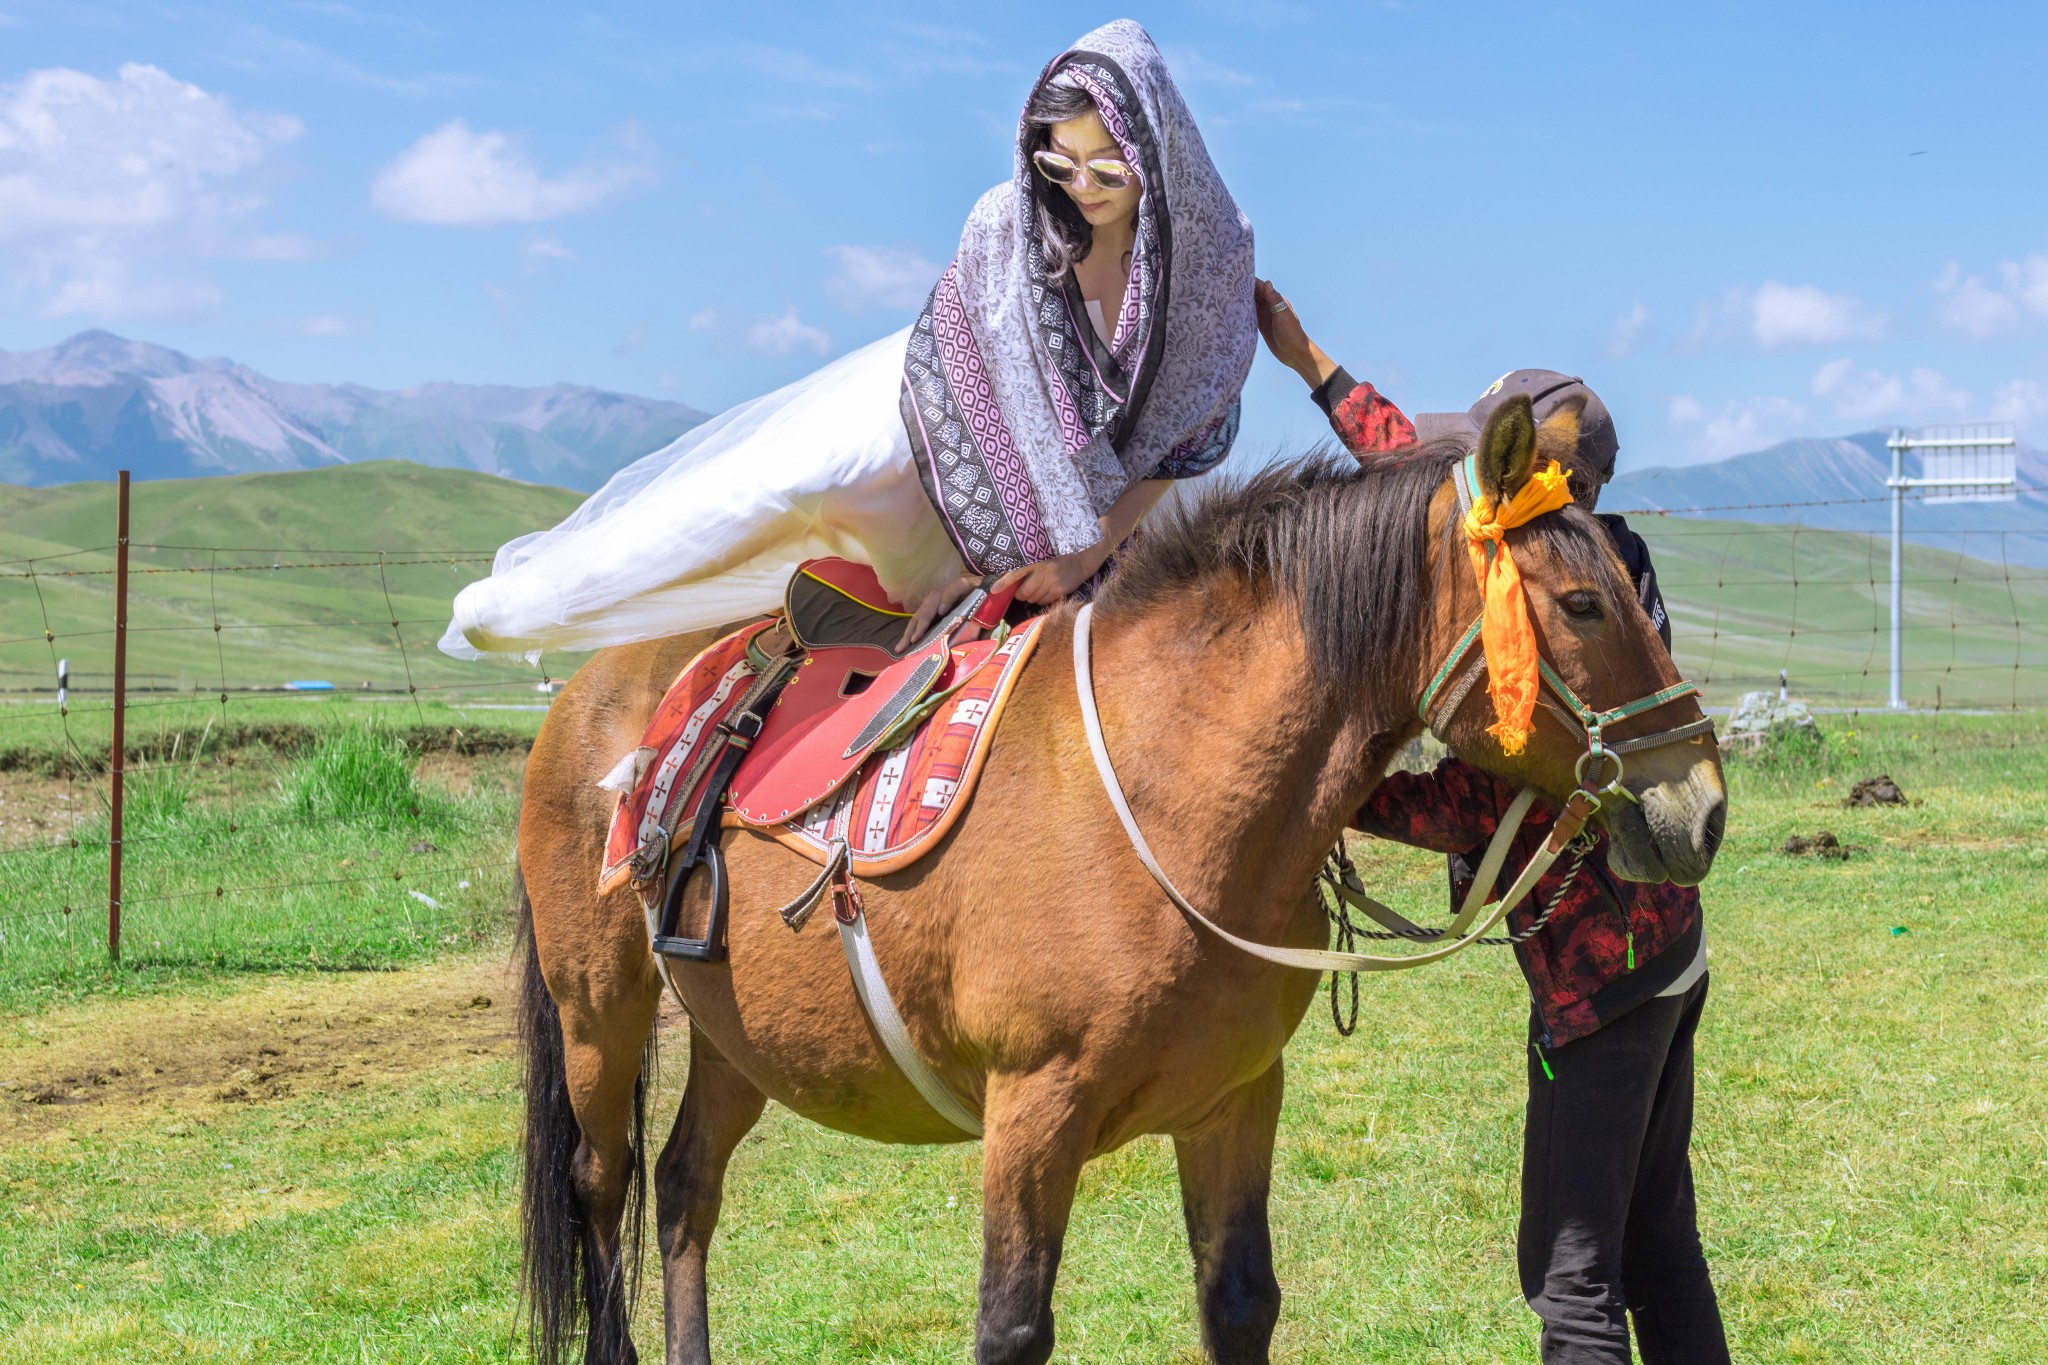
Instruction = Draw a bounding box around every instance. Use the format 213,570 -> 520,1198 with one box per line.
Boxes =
600,559 -> 1044,895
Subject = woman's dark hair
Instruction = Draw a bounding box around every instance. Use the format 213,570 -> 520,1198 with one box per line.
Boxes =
1023,79 -> 1100,269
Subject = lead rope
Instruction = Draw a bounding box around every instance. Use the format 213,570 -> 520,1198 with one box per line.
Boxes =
1320,834 -> 1596,1037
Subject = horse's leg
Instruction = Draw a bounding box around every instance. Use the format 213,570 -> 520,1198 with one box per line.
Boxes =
559,968 -> 662,1365
1173,1061 -> 1285,1364
975,1073 -> 1093,1365
655,1022 -> 767,1365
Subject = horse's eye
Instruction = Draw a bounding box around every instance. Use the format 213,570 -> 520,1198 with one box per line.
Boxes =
1561,590 -> 1603,621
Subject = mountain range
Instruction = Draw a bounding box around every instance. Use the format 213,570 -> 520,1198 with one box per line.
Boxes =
1605,431 -> 2048,566
0,331 -> 706,491
6,329 -> 2046,566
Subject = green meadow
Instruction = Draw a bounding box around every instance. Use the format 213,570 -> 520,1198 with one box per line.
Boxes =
0,463 -> 585,701
2,710 -> 2043,1362
4,464 -> 2045,714
1636,515 -> 2048,710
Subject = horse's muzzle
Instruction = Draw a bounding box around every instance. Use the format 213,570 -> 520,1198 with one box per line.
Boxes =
1603,754 -> 1726,887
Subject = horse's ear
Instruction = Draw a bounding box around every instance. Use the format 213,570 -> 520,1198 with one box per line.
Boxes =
1475,394 -> 1538,505
1535,395 -> 1587,476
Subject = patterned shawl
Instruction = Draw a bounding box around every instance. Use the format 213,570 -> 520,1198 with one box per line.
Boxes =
900,19 -> 1256,574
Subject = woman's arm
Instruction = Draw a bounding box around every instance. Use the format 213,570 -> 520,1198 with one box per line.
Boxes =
1004,477 -> 1169,606
895,478 -> 1171,646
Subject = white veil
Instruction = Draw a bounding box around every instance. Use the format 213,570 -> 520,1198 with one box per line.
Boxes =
438,328 -> 962,659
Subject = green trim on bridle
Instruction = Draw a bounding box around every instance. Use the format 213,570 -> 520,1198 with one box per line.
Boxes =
1415,611 -> 1714,802
1416,618 -> 1484,723
1416,453 -> 1716,806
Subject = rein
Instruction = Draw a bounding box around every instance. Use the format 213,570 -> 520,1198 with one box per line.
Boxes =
1072,460 -> 1714,976
1074,601 -> 1599,974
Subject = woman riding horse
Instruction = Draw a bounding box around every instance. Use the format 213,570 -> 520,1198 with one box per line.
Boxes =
440,20 -> 1254,664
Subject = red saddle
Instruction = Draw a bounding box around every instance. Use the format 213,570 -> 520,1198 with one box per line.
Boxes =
727,559 -> 1015,825
600,558 -> 1027,899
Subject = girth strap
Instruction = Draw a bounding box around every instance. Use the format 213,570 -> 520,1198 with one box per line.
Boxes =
825,845 -> 985,1135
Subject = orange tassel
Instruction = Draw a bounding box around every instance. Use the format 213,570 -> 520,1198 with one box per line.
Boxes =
1462,462 -> 1574,755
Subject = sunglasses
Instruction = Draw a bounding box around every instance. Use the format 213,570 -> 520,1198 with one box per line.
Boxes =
1032,149 -> 1137,192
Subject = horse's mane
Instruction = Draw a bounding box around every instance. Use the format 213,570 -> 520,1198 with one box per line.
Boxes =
1101,441 -> 1629,728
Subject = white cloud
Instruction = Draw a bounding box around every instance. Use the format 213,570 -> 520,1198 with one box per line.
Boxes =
1933,254 -> 2048,338
371,119 -> 655,227
520,235 -> 576,272
0,63 -> 303,320
281,312 -> 368,338
1748,281 -> 1884,348
687,307 -> 718,332
1932,262 -> 2021,338
823,244 -> 941,312
613,324 -> 646,356
1603,300 -> 1651,360
1667,393 -> 1809,460
1160,47 -> 1258,87
2000,255 -> 2048,317
1989,378 -> 2048,426
745,305 -> 830,357
1811,358 -> 1973,425
725,42 -> 874,93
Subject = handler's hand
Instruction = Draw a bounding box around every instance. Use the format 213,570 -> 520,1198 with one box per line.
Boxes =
1254,279 -> 1336,390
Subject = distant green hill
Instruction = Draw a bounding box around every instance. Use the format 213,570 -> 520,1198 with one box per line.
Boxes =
1633,515 -> 2048,709
3,464 -> 2042,711
1,462 -> 586,701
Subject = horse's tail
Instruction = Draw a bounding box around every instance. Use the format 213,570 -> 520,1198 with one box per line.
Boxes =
515,866 -> 651,1365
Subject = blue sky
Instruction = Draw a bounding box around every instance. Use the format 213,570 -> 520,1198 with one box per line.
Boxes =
2,1 -> 2044,472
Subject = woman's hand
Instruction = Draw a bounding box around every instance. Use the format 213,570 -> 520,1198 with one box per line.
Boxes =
1254,278 -> 1337,390
896,572 -> 982,651
1001,545 -> 1105,606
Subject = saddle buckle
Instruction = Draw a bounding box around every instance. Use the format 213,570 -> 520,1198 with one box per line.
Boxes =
830,869 -> 864,926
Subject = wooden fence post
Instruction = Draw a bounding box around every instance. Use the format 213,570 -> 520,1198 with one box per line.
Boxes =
109,469 -> 130,965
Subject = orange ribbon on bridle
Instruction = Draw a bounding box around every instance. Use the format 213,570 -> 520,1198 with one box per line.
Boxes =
1462,461 -> 1575,756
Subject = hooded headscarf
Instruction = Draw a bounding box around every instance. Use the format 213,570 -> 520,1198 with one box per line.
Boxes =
901,20 -> 1257,574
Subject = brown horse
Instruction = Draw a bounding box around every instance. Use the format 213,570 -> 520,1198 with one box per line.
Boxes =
510,398 -> 1725,1365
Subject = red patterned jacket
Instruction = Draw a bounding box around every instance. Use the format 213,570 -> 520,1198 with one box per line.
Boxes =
1353,765 -> 1703,1046
1314,368 -> 1704,1046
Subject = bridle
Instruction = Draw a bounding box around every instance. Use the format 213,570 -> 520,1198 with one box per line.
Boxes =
1417,452 -> 1713,803
1074,456 -> 1716,976
1417,613 -> 1714,807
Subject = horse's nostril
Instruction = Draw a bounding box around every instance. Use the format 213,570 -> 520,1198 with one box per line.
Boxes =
1697,793 -> 1727,860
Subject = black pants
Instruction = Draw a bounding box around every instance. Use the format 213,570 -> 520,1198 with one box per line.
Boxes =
1519,974 -> 1730,1364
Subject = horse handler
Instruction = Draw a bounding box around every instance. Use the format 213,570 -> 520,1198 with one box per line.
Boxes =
1255,280 -> 1733,1364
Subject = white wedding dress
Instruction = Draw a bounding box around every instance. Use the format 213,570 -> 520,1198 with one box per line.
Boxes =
439,327 -> 964,660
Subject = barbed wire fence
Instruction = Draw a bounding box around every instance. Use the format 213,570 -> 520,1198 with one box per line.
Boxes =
0,473 -> 570,985
0,472 -> 2042,978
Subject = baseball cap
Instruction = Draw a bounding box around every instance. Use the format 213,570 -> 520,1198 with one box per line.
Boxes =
1466,370 -> 1618,494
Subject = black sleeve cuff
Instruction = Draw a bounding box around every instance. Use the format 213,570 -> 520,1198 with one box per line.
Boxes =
1310,365 -> 1361,419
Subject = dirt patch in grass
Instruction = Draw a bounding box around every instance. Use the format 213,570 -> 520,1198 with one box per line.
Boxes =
0,953 -> 527,1145
0,770 -> 95,851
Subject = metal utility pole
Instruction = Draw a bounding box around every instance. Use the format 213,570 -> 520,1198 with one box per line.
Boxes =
1885,426 -> 2016,710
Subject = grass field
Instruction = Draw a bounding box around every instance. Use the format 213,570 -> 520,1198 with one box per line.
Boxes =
5,463 -> 2047,712
0,710 -> 529,1014
0,463 -> 585,700
1637,515 -> 2048,709
2,710 -> 2043,1361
